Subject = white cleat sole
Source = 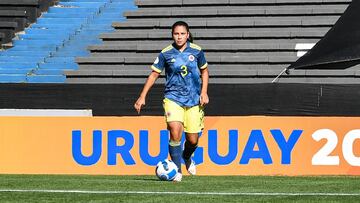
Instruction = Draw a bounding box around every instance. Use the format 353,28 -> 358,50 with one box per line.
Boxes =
172,173 -> 182,182
186,159 -> 196,175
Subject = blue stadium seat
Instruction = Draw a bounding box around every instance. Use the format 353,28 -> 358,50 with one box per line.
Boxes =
0,50 -> 51,56
45,57 -> 75,63
48,7 -> 99,14
36,18 -> 88,25
0,74 -> 27,83
33,69 -> 65,75
19,34 -> 71,40
26,75 -> 66,83
0,0 -> 135,83
0,62 -> 38,69
60,0 -> 109,2
30,23 -> 82,29
42,13 -> 95,18
11,44 -> 58,51
58,2 -> 107,8
0,69 -> 32,74
53,50 -> 89,57
13,39 -> 64,46
0,56 -> 45,62
38,62 -> 79,70
92,18 -> 126,23
24,29 -> 76,35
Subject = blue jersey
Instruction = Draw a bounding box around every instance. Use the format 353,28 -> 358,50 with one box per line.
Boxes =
151,42 -> 208,107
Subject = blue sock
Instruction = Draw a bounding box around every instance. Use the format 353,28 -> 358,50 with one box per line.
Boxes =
169,142 -> 182,173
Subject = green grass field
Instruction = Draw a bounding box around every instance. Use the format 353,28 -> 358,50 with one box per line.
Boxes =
0,175 -> 359,202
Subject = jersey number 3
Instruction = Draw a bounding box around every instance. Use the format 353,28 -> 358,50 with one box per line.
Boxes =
181,65 -> 188,77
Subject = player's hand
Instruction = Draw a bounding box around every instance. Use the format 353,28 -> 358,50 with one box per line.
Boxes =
200,93 -> 209,106
134,96 -> 146,114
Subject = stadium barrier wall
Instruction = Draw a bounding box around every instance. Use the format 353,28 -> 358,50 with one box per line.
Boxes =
2,84 -> 360,116
0,116 -> 359,176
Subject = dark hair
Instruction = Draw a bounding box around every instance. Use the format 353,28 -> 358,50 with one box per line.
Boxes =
171,21 -> 193,43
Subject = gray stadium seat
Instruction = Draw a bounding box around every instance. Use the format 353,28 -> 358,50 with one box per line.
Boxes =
0,0 -> 57,45
69,0 -> 353,83
0,21 -> 17,44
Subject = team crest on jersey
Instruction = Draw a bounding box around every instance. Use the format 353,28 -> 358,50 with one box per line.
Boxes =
188,55 -> 195,62
171,58 -> 176,63
154,57 -> 159,64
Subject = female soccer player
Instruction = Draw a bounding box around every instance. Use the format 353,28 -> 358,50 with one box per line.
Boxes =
134,21 -> 209,182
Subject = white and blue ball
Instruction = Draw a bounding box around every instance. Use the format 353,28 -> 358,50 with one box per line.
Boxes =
155,159 -> 178,181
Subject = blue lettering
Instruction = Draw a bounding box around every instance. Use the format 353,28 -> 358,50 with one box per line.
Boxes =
139,130 -> 169,165
271,129 -> 302,164
72,128 -> 302,167
72,130 -> 102,166
108,130 -> 135,165
208,130 -> 238,165
240,130 -> 272,164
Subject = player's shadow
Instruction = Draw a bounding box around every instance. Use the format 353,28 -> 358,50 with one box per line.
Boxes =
134,177 -> 160,182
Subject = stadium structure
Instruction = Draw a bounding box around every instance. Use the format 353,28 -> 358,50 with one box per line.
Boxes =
0,0 -> 358,116
1,2 -> 360,200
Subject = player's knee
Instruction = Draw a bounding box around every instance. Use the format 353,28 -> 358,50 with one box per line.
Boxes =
186,135 -> 199,146
168,122 -> 183,141
188,139 -> 198,146
169,129 -> 182,142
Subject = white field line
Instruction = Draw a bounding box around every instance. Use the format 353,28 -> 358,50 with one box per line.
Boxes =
0,189 -> 359,196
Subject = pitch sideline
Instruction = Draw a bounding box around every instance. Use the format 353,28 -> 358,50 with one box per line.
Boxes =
0,189 -> 360,196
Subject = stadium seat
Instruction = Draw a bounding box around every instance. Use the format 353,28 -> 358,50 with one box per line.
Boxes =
0,74 -> 27,83
0,21 -> 17,44
0,50 -> 51,57
0,32 -> 5,43
0,0 -> 136,83
5,0 -> 352,83
0,10 -> 28,32
0,0 -> 57,24
68,0 -> 352,83
26,74 -> 66,83
38,62 -> 79,70
0,62 -> 37,69
0,0 -> 58,46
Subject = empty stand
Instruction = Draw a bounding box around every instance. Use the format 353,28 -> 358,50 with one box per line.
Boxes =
0,0 -> 136,83
0,10 -> 27,32
0,0 -> 57,23
0,21 -> 17,44
0,33 -> 4,43
70,0 -> 354,84
0,0 -> 58,45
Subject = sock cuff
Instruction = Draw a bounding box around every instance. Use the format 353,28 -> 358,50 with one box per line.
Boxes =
169,140 -> 181,147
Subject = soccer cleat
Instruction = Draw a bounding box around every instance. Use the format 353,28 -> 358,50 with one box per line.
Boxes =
185,159 -> 196,175
173,173 -> 182,182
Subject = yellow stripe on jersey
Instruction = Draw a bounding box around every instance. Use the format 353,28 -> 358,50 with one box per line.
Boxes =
161,44 -> 173,53
151,65 -> 162,73
200,62 -> 208,70
190,43 -> 202,51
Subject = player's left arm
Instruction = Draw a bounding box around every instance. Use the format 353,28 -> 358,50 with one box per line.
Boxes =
200,67 -> 209,106
197,48 -> 209,106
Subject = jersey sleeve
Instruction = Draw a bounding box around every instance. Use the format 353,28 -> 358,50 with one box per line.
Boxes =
151,52 -> 166,73
197,50 -> 208,70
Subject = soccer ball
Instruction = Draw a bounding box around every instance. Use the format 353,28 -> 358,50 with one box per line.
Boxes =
155,159 -> 178,181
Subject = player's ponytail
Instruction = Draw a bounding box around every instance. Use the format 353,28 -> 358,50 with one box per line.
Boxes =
188,32 -> 194,43
172,21 -> 194,43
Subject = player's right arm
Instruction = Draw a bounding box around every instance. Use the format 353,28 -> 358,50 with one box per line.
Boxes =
134,71 -> 160,114
134,51 -> 166,114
